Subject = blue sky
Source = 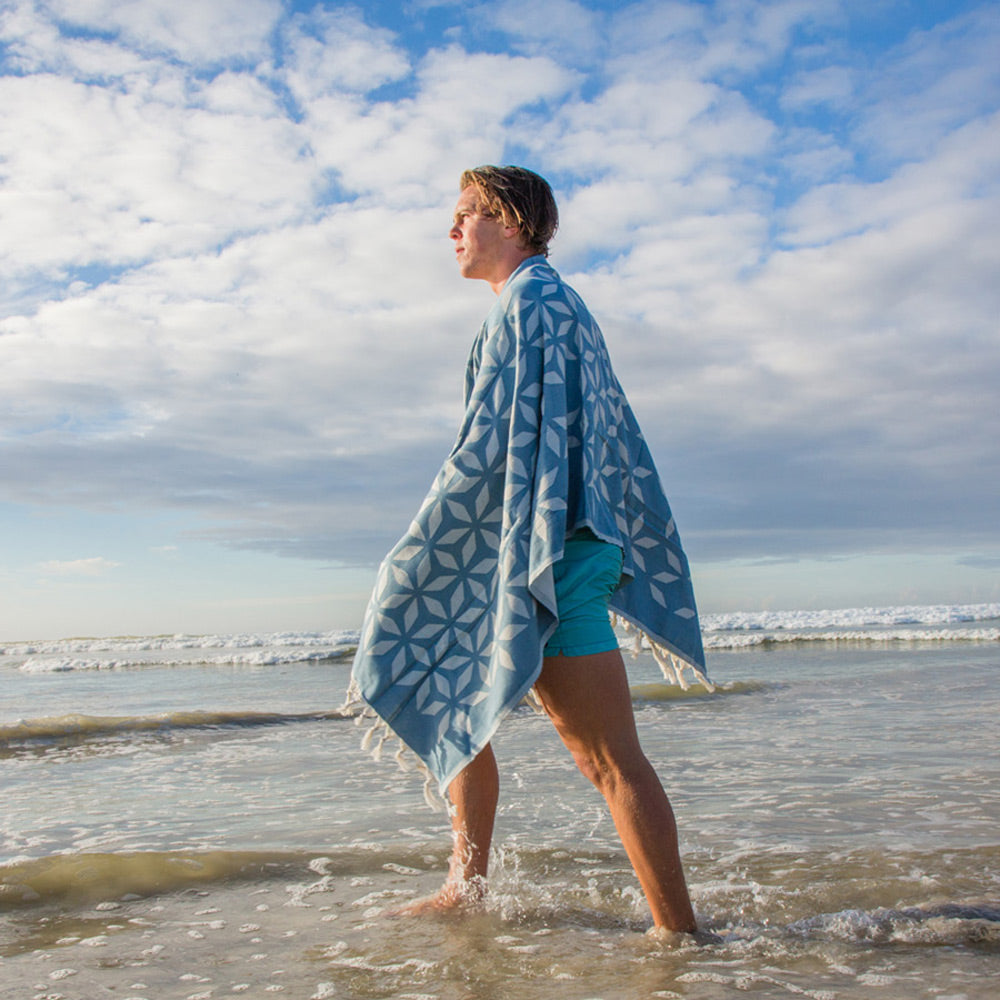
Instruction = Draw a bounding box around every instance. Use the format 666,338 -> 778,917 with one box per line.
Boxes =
1,0 -> 998,640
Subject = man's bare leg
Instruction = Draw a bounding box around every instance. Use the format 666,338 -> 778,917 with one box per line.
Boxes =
392,743 -> 499,913
534,649 -> 697,932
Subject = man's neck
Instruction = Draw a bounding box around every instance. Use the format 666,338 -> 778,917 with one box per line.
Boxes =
487,251 -> 534,295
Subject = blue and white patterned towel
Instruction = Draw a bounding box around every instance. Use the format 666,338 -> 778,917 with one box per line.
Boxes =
346,257 -> 709,799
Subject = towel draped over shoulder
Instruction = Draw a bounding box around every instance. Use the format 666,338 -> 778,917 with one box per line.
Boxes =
347,257 -> 709,798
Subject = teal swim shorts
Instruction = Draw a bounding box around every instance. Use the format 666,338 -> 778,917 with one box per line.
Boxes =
543,529 -> 624,658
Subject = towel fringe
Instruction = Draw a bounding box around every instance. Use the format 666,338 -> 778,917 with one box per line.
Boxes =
523,687 -> 546,714
341,613 -> 713,815
339,678 -> 448,812
611,614 -> 716,693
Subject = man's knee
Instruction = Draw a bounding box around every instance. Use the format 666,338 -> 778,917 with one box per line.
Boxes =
570,749 -> 605,789
571,746 -> 648,794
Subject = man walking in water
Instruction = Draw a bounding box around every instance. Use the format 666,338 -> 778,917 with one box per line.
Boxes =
349,166 -> 708,933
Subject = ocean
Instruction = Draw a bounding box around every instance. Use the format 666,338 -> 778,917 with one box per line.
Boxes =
1,603 -> 998,999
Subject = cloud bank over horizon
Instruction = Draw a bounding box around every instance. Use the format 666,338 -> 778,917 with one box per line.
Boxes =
2,0 -> 998,637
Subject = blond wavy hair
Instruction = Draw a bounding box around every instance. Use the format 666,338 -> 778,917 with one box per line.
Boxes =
460,165 -> 559,257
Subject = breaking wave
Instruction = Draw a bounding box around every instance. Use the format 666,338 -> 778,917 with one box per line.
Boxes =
0,708 -> 351,753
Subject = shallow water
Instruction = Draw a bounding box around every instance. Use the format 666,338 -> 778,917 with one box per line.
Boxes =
2,841 -> 998,999
1,615 -> 998,998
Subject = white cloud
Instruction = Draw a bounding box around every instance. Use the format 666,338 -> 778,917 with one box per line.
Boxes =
0,72 -> 315,285
38,557 -> 121,577
779,64 -> 854,110
477,0 -> 604,63
855,5 -> 1000,163
280,6 -> 411,100
191,70 -> 283,116
777,127 -> 854,185
606,0 -> 840,80
45,0 -> 281,64
781,109 -> 1000,245
303,46 -> 577,202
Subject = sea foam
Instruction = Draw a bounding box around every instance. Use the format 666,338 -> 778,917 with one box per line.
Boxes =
700,602 -> 1000,631
3,604 -> 998,667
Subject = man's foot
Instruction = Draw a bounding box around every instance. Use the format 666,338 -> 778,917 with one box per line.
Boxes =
385,878 -> 486,916
646,923 -> 720,945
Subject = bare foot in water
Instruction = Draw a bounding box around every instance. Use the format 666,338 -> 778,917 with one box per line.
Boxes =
646,923 -> 721,946
386,878 -> 486,917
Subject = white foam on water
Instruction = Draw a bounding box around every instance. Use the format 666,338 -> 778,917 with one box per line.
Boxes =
18,647 -> 356,673
1,628 -> 360,661
704,626 -> 1000,649
701,602 -> 1000,631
